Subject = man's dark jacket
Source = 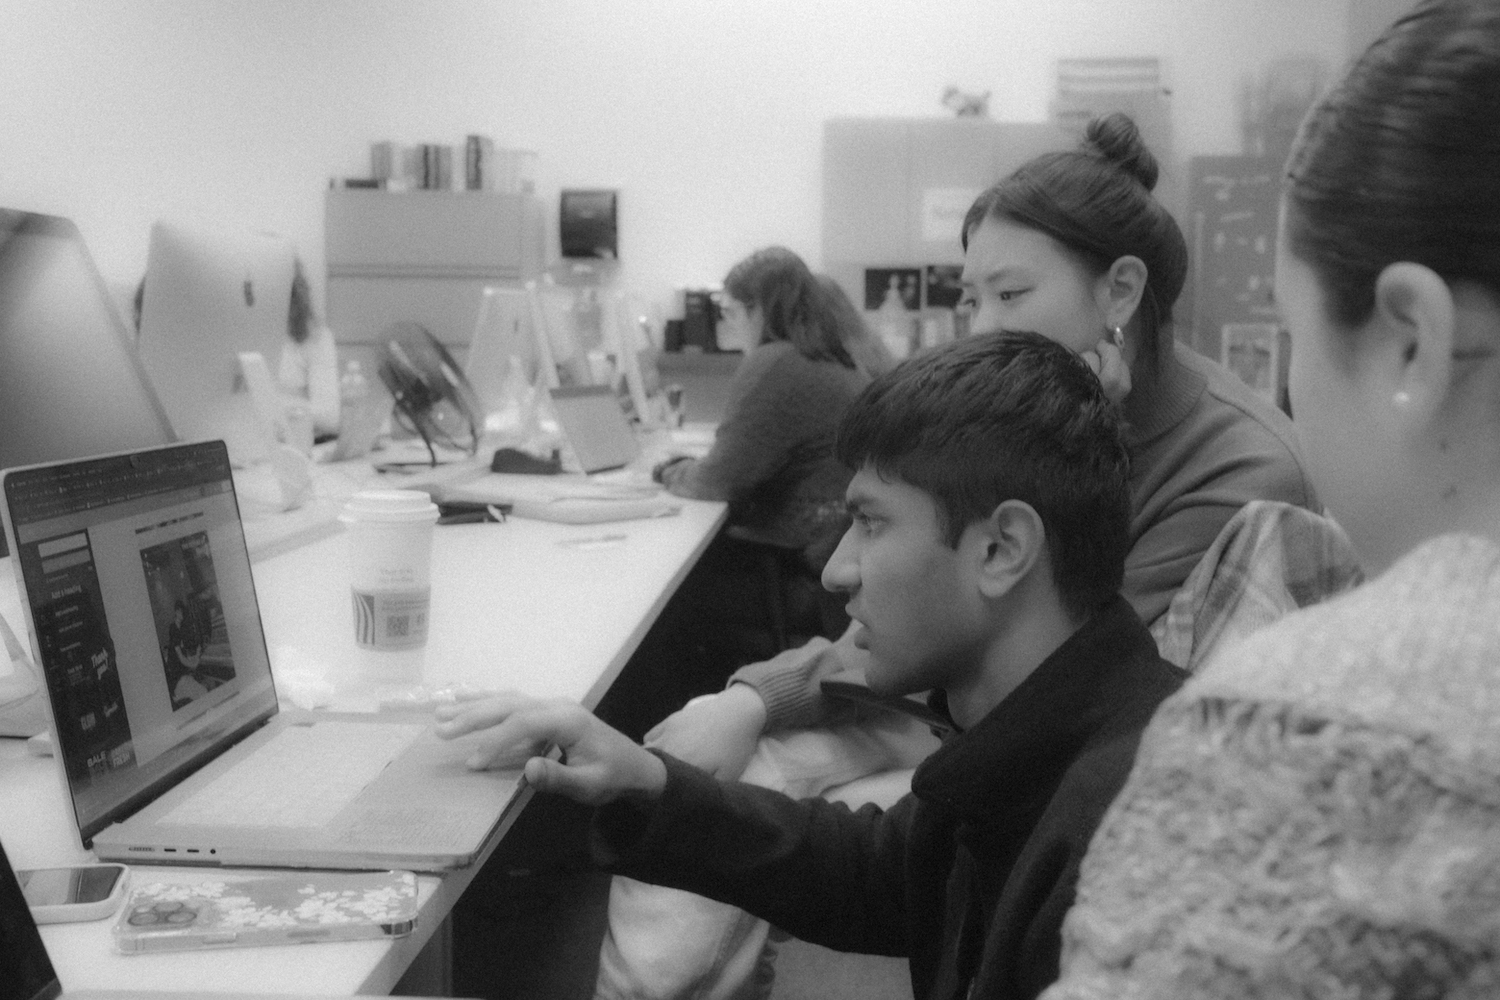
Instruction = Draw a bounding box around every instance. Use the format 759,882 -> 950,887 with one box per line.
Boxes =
593,596 -> 1186,1000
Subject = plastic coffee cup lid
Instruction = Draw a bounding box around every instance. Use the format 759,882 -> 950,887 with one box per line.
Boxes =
339,489 -> 439,524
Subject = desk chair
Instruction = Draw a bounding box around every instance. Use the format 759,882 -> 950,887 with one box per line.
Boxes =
724,524 -> 847,657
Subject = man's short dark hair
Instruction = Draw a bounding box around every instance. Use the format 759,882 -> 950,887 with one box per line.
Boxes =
835,331 -> 1131,619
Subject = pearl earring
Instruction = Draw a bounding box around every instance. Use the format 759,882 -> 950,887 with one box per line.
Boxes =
1110,326 -> 1125,350
1393,390 -> 1412,408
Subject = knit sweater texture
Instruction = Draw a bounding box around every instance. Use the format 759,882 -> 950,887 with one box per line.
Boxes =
1045,534 -> 1500,1000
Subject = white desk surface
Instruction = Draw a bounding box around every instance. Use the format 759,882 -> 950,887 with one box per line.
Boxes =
0,454 -> 725,995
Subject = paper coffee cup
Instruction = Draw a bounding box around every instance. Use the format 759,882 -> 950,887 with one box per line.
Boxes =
339,490 -> 438,684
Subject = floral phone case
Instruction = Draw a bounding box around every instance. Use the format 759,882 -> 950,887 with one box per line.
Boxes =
112,870 -> 417,954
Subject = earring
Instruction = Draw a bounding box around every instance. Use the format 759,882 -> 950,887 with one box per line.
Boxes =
1110,326 -> 1125,350
1393,390 -> 1412,408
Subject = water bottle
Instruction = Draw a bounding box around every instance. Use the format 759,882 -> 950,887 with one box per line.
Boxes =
340,359 -> 370,414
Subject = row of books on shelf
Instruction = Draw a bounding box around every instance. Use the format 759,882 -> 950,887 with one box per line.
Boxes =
346,135 -> 536,194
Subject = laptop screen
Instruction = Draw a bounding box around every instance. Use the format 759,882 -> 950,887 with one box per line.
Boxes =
548,385 -> 640,474
1,442 -> 278,844
0,838 -> 59,1000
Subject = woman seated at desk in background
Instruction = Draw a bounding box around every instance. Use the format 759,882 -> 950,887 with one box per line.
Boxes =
645,247 -> 886,692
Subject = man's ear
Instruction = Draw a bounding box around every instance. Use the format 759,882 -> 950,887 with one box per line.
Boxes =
970,500 -> 1045,600
1370,262 -> 1455,434
1095,255 -> 1149,333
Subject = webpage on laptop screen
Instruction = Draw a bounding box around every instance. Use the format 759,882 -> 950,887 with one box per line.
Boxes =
4,443 -> 276,838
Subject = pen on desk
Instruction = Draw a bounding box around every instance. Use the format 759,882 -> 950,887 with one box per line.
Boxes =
557,533 -> 627,549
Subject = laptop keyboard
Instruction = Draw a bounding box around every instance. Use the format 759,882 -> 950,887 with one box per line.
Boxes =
159,721 -> 425,828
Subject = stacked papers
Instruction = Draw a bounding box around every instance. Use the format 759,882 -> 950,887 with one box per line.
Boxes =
438,473 -> 681,524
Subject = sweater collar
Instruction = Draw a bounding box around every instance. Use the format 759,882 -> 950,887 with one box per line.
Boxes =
1122,342 -> 1206,447
911,596 -> 1160,819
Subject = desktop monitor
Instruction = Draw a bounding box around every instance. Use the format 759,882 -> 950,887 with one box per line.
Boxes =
136,221 -> 296,467
0,209 -> 176,559
466,286 -> 542,420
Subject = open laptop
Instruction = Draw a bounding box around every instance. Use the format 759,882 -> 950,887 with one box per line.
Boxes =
0,837 -> 459,1000
0,440 -> 527,872
548,384 -> 641,474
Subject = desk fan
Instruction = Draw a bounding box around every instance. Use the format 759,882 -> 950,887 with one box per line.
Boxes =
377,322 -> 484,466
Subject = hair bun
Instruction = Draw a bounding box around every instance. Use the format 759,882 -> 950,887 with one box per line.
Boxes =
1084,113 -> 1159,192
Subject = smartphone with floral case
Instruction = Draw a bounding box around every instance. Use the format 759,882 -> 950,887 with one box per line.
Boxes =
113,869 -> 417,953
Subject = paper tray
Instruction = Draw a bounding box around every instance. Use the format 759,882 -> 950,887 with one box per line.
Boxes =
437,473 -> 682,525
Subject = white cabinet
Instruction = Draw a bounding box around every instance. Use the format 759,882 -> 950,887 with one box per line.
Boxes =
324,190 -> 545,353
821,118 -> 1069,309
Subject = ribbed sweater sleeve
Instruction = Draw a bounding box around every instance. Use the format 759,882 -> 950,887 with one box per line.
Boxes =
659,342 -> 833,503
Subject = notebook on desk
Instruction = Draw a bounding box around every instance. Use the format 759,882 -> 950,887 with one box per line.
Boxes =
0,440 -> 526,872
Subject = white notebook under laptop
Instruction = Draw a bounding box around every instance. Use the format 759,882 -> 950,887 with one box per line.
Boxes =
0,440 -> 526,871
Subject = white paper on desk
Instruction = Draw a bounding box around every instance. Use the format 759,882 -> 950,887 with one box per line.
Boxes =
667,425 -> 716,456
439,473 -> 681,524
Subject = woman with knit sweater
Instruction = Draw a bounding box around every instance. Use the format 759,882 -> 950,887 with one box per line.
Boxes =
1048,2 -> 1500,995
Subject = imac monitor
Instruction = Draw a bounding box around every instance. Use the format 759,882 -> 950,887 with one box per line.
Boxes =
0,209 -> 176,559
136,222 -> 295,467
465,286 -> 541,420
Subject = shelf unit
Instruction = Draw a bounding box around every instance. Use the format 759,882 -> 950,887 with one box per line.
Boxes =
324,190 -> 545,361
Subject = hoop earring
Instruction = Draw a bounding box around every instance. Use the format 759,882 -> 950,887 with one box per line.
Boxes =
1110,326 -> 1125,350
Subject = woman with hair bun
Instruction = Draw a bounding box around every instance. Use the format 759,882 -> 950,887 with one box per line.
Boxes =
961,111 -> 1313,625
1047,2 -> 1500,996
598,115 -> 1319,1000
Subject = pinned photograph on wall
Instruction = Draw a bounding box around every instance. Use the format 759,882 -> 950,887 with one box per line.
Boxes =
1221,322 -> 1281,402
924,265 -> 964,309
864,268 -> 922,312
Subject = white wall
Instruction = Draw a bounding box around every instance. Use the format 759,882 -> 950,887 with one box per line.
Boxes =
1,0 -> 1348,315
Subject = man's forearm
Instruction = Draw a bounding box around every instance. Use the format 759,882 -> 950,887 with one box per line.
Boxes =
592,752 -> 912,956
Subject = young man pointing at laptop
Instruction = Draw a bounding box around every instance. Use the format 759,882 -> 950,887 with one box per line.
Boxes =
436,332 -> 1185,999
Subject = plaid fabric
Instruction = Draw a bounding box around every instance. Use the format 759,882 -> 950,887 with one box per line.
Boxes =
1149,500 -> 1364,673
